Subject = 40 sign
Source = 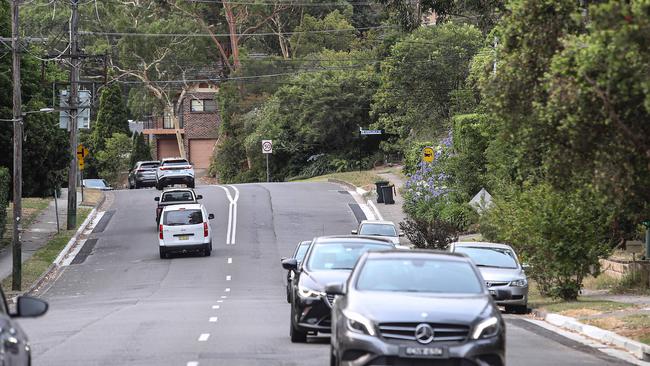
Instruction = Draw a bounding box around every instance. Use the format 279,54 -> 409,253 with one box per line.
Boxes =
262,140 -> 273,154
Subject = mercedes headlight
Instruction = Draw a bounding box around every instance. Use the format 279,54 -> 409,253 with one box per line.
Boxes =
471,316 -> 500,339
298,284 -> 325,299
510,279 -> 528,287
343,310 -> 376,336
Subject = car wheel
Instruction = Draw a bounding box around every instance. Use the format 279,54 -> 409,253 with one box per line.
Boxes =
506,305 -> 528,314
290,306 -> 308,343
134,181 -> 140,189
188,180 -> 195,189
159,247 -> 167,259
204,244 -> 211,257
286,285 -> 291,303
156,182 -> 163,190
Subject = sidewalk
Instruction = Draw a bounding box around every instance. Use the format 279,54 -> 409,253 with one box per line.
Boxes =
373,169 -> 407,225
0,189 -> 81,280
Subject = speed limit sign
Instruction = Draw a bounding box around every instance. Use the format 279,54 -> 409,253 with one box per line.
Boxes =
262,140 -> 273,154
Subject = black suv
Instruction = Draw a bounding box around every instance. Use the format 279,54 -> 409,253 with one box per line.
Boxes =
282,235 -> 394,343
0,287 -> 49,365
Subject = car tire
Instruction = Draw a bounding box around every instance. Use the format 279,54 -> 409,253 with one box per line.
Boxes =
286,286 -> 291,303
290,306 -> 308,343
159,247 -> 167,259
188,180 -> 195,189
330,345 -> 339,366
156,182 -> 163,190
134,181 -> 140,189
506,305 -> 528,314
204,243 -> 211,256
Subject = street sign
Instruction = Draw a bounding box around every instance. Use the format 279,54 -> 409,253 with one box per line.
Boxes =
422,147 -> 434,163
262,140 -> 273,154
78,158 -> 85,170
77,144 -> 89,170
360,129 -> 382,135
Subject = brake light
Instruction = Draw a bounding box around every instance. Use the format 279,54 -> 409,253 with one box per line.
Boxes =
159,224 -> 163,239
203,222 -> 208,237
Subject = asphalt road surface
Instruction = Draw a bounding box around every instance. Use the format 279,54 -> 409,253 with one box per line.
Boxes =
19,183 -> 633,365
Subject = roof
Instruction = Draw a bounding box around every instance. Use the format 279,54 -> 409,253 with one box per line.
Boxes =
366,249 -> 471,262
161,203 -> 203,212
160,157 -> 188,162
137,160 -> 160,165
452,241 -> 514,250
359,220 -> 396,226
313,235 -> 394,245
299,240 -> 312,245
161,188 -> 195,194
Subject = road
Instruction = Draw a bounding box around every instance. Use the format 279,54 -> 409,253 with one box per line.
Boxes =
18,183 -> 632,365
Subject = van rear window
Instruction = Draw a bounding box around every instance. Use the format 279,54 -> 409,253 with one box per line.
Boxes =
163,209 -> 203,225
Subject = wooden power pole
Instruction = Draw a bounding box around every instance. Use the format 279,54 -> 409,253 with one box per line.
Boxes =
11,0 -> 23,291
67,0 -> 80,230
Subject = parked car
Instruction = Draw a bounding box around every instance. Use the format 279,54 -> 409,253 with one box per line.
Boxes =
282,235 -> 395,343
281,240 -> 312,303
155,158 -> 195,190
449,241 -> 529,313
82,179 -> 113,191
128,160 -> 160,189
0,286 -> 49,365
158,204 -> 214,259
327,250 -> 506,366
154,188 -> 202,223
351,220 -> 403,245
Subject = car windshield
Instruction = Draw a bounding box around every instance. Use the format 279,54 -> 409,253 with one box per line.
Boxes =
307,242 -> 391,271
359,223 -> 397,237
163,209 -> 203,225
140,162 -> 159,169
164,160 -> 189,166
295,243 -> 310,262
356,258 -> 483,294
454,246 -> 519,269
84,179 -> 108,188
161,191 -> 194,202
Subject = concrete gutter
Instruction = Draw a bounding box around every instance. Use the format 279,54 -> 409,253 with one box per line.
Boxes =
532,309 -> 650,361
327,178 -> 383,220
22,192 -> 106,298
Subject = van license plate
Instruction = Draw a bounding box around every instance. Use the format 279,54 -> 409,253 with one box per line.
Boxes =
179,235 -> 189,241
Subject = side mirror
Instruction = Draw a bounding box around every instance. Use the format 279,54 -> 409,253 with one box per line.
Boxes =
522,263 -> 531,270
154,197 -> 160,202
282,258 -> 298,271
280,256 -> 287,262
14,296 -> 48,318
325,282 -> 346,296
196,195 -> 203,200
351,230 -> 358,235
491,289 -> 512,301
208,213 -> 215,220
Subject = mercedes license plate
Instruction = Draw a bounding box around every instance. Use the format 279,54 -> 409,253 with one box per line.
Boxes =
179,235 -> 189,241
401,346 -> 446,358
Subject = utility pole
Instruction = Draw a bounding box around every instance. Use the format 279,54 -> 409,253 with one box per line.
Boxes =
67,0 -> 79,230
11,0 -> 22,291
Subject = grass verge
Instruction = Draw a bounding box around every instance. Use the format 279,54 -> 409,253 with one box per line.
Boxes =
584,314 -> 650,345
529,281 -> 635,317
1,207 -> 91,297
303,171 -> 384,190
0,198 -> 52,251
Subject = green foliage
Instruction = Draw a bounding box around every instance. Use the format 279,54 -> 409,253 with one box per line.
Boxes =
447,113 -> 491,200
372,23 -> 483,148
403,141 -> 435,175
480,184 -> 613,300
0,167 -> 9,241
290,10 -> 356,57
130,133 -> 152,166
96,133 -> 133,186
91,84 -> 131,152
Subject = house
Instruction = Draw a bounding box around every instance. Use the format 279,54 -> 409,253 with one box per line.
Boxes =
143,83 -> 220,170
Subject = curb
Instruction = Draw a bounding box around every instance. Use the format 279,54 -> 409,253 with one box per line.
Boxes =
532,309 -> 650,361
23,192 -> 106,297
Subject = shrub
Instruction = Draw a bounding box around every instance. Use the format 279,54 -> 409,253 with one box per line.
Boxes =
480,183 -> 613,300
0,167 -> 9,240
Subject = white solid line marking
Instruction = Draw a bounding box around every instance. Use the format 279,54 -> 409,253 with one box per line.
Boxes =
226,202 -> 234,244
212,305 -> 220,309
229,185 -> 239,244
227,257 -> 232,264
225,288 -> 230,292
187,362 -> 199,366
198,333 -> 210,342
226,275 -> 231,281
209,317 -> 218,322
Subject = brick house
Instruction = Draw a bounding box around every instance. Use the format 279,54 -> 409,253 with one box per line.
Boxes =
143,83 -> 220,170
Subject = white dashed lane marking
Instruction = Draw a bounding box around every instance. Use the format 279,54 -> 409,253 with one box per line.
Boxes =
212,305 -> 220,309
225,288 -> 230,292
198,333 -> 210,342
217,300 -> 223,303
209,317 -> 218,322
226,275 -> 231,281
220,295 -> 227,299
227,257 -> 232,264
187,362 -> 199,366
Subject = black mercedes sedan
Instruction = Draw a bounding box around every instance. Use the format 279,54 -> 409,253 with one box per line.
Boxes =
0,287 -> 49,365
281,235 -> 395,343
327,250 -> 506,366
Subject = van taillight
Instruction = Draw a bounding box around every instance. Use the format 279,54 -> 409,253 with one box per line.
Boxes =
203,222 -> 208,237
159,224 -> 163,239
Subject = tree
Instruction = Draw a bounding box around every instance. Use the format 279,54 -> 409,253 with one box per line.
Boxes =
290,10 -> 356,57
130,133 -> 152,167
372,23 -> 482,152
96,133 -> 133,186
91,84 -> 131,152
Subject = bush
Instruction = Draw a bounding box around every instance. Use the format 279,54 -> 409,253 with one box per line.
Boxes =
0,167 -> 9,240
400,217 -> 458,250
480,183 -> 613,300
96,133 -> 133,186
